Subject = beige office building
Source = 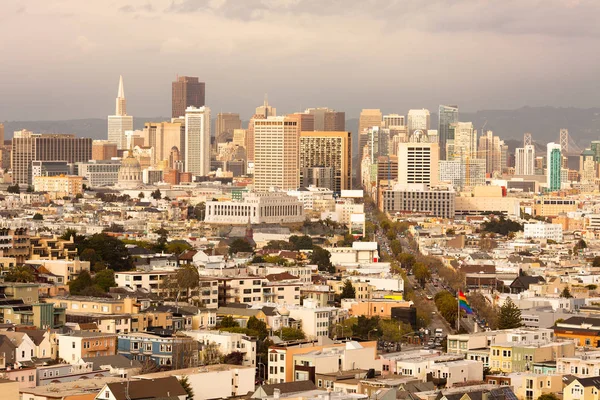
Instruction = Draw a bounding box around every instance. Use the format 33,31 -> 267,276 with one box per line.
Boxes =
300,131 -> 352,193
215,113 -> 242,141
233,129 -> 247,148
288,113 -> 315,132
253,116 -> 300,192
143,121 -> 184,165
407,109 -> 430,131
358,109 -> 382,159
397,133 -> 439,188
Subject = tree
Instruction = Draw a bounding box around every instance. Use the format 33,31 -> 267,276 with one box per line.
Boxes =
192,202 -> 205,220
103,223 -> 124,233
32,213 -> 43,220
434,291 -> 458,327
60,228 -> 79,241
77,233 -> 133,271
537,394 -> 559,400
352,316 -> 380,340
164,264 -> 199,303
166,241 -> 192,255
26,185 -> 34,193
482,216 -> 523,236
413,263 -> 431,288
94,269 -> 116,292
397,253 -> 416,271
151,189 -> 162,200
80,248 -> 99,264
446,228 -> 456,235
138,192 -> 145,199
219,316 -> 239,328
7,184 -> 20,194
69,271 -> 94,295
378,319 -> 402,342
179,376 -> 194,400
3,265 -> 35,283
139,359 -> 160,375
340,280 -> 356,299
280,327 -> 306,341
154,228 -> 169,252
246,316 -> 268,339
390,239 -> 402,256
310,246 -> 334,273
289,235 -> 313,250
222,351 -> 244,365
574,239 -> 587,254
593,256 -> 600,268
560,287 -> 573,298
498,297 -> 523,329
229,238 -> 253,255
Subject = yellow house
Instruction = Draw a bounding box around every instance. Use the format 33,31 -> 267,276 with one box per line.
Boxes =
563,377 -> 600,400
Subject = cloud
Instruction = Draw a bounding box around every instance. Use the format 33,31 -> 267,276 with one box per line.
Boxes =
74,35 -> 97,53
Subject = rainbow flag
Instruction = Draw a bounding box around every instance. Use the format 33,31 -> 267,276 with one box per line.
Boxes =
458,291 -> 473,314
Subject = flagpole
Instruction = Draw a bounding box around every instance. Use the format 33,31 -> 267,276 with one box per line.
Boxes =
457,291 -> 460,332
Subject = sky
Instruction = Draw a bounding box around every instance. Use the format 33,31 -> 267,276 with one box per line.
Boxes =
1,0 -> 600,120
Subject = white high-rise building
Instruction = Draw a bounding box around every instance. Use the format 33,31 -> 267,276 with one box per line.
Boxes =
253,116 -> 300,192
451,122 -> 477,159
407,109 -> 430,131
515,145 -> 535,175
439,159 -> 486,190
184,106 -> 211,176
107,76 -> 134,150
397,130 -> 439,188
383,114 -> 405,128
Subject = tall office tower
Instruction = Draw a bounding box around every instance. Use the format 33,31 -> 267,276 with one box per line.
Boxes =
107,76 -> 134,150
0,123 -> 4,144
407,109 -> 431,132
438,105 -> 458,160
358,109 -> 382,136
288,113 -> 315,132
215,113 -> 242,142
358,109 -> 382,159
478,130 -> 504,175
439,158 -> 486,190
172,76 -> 206,119
256,97 -> 276,118
383,114 -> 405,128
300,131 -> 352,193
580,149 -> 597,184
365,127 -> 390,159
515,145 -> 535,175
92,140 -> 118,160
450,122 -> 477,159
11,131 -> 92,185
397,130 -> 439,188
184,106 -> 211,177
143,121 -> 185,165
524,132 -> 532,147
253,116 -> 300,192
233,129 -> 247,148
305,108 -> 345,131
247,98 -> 277,163
547,142 -> 562,191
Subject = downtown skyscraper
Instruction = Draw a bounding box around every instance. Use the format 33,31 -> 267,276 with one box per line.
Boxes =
184,106 -> 211,177
107,76 -> 133,150
172,76 -> 206,119
253,116 -> 300,192
438,105 -> 458,160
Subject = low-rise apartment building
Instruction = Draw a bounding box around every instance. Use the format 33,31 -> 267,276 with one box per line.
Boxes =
181,330 -> 256,367
58,331 -> 118,363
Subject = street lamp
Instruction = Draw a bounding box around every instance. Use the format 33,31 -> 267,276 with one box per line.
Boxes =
368,328 -> 378,340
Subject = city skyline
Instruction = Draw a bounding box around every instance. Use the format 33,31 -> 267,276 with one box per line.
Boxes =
2,1 -> 600,120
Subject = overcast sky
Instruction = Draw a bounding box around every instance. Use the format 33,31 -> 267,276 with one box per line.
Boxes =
1,0 -> 599,120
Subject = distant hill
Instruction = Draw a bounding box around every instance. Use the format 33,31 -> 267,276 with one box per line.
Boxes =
1,118 -> 169,142
3,107 -> 599,155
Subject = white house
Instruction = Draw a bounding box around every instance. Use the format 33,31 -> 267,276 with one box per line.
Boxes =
134,365 -> 255,400
429,359 -> 483,387
524,222 -> 563,242
1,332 -> 36,364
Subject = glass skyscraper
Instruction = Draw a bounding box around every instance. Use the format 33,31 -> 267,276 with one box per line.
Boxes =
438,105 -> 459,160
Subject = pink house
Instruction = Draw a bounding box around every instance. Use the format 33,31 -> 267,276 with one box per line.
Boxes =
3,366 -> 36,388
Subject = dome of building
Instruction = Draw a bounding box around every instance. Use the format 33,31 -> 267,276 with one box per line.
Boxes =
117,151 -> 142,189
